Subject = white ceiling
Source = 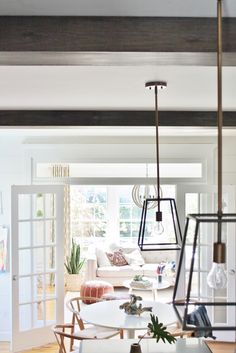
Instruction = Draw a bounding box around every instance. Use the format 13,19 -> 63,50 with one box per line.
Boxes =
0,0 -> 236,17
1,127 -> 236,143
0,66 -> 236,110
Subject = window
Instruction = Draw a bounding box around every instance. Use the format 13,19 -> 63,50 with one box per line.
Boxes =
36,162 -> 202,179
33,161 -> 205,252
70,186 -> 107,249
70,185 -> 176,251
119,186 -> 142,244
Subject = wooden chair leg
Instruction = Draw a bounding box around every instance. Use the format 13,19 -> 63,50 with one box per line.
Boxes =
70,314 -> 75,351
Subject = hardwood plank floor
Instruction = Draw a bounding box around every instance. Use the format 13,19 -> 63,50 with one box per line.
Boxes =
0,342 -> 58,353
207,340 -> 236,353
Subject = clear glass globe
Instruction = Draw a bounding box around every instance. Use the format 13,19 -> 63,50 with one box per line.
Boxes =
151,221 -> 164,236
207,262 -> 227,289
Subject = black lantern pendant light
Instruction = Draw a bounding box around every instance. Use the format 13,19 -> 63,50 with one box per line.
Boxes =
173,0 -> 236,333
138,82 -> 182,251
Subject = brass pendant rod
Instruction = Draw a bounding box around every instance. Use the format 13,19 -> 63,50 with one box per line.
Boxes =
217,0 -> 223,242
154,85 -> 161,212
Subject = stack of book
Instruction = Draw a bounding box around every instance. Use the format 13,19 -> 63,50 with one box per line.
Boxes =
130,278 -> 152,289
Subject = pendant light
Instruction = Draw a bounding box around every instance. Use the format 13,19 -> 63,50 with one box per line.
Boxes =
173,0 -> 236,332
206,0 -> 226,290
138,82 -> 182,251
132,164 -> 159,210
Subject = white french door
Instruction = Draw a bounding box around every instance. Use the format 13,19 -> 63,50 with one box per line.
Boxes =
177,184 -> 236,341
11,185 -> 64,352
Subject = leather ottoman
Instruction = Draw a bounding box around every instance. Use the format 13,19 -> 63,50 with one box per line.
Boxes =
81,280 -> 114,304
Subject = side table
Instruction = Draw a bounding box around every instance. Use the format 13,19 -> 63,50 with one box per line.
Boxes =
123,278 -> 170,300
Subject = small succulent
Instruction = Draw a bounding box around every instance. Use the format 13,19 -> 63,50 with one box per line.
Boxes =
139,314 -> 177,345
64,239 -> 85,274
133,275 -> 144,282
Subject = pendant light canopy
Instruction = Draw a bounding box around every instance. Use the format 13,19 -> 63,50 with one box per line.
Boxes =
173,0 -> 236,333
138,81 -> 182,251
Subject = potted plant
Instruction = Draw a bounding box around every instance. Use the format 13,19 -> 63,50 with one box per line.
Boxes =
65,239 -> 85,291
130,314 -> 176,353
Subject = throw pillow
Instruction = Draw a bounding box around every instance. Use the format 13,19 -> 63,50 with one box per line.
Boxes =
124,249 -> 145,266
109,242 -> 121,251
106,250 -> 128,266
96,248 -> 112,267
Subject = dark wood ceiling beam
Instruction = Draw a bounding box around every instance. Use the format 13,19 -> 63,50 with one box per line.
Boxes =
0,16 -> 236,52
0,110 -> 236,127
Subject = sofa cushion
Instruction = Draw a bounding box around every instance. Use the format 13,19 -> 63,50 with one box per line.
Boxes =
96,247 -> 112,267
124,249 -> 145,266
97,265 -> 143,278
141,250 -> 176,264
109,243 -> 138,255
142,263 -> 159,277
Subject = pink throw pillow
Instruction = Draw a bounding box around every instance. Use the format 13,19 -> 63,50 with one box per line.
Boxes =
106,250 -> 128,266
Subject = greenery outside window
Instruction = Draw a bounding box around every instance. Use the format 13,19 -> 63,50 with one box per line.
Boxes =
71,185 -> 176,251
70,186 -> 107,249
119,186 -> 142,245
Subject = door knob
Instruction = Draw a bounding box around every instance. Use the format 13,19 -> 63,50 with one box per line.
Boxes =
12,275 -> 17,281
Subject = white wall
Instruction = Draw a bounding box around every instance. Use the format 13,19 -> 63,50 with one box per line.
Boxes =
1,131 -> 236,341
215,136 -> 236,186
0,136 -> 26,341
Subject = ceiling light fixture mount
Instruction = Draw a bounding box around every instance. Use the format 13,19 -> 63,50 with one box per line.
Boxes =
145,81 -> 167,91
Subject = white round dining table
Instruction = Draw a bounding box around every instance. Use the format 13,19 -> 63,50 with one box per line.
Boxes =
80,299 -> 178,338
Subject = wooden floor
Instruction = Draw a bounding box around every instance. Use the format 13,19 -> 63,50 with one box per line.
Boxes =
207,340 -> 236,353
0,342 -> 58,353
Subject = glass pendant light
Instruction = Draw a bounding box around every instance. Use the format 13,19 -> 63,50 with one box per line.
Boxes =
173,0 -> 236,333
206,0 -> 227,289
206,236 -> 227,289
138,82 -> 182,251
132,164 -> 158,210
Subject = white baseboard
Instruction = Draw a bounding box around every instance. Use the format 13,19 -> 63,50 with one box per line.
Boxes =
0,331 -> 10,341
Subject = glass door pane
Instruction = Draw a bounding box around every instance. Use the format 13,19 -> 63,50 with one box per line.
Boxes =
12,185 -> 64,352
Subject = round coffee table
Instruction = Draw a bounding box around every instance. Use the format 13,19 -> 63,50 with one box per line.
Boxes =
123,278 -> 170,300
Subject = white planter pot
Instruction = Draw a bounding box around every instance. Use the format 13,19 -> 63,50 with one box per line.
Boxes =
65,273 -> 84,292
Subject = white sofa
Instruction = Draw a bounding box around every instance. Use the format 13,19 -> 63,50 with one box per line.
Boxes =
85,244 -> 177,287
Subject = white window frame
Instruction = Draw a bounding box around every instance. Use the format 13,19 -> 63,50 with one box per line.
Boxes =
32,158 -> 206,184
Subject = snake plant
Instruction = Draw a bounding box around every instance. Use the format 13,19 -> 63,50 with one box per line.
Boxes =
64,239 -> 85,274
